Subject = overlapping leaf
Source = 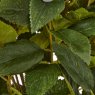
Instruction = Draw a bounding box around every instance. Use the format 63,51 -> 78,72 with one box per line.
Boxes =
70,18 -> 95,37
0,21 -> 17,44
26,64 -> 61,95
65,8 -> 95,21
53,43 -> 94,90
0,0 -> 29,25
52,29 -> 91,64
30,31 -> 49,49
30,0 -> 65,33
45,80 -> 70,95
0,40 -> 44,75
52,17 -> 72,31
17,25 -> 29,35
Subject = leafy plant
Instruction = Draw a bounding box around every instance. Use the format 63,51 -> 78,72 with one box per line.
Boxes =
0,0 -> 95,95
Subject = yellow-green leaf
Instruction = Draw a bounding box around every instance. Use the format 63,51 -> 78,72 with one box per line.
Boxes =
66,8 -> 95,21
17,25 -> 29,35
0,21 -> 17,44
10,87 -> 22,95
30,32 -> 49,49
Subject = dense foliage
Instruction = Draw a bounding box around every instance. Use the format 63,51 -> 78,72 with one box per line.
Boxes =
0,0 -> 95,95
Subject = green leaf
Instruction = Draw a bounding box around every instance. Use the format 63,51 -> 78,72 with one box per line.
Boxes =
53,43 -> 94,90
30,31 -> 49,49
52,29 -> 91,65
0,21 -> 17,44
70,18 -> 95,37
52,17 -> 72,31
91,67 -> 95,93
26,64 -> 61,95
45,80 -> 70,95
0,0 -> 29,25
0,40 -> 44,75
30,0 -> 65,33
65,8 -> 95,21
17,25 -> 29,35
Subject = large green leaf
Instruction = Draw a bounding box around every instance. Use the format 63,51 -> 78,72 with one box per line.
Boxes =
52,29 -> 91,65
26,64 -> 61,95
0,40 -> 44,75
70,18 -> 95,37
0,21 -> 17,44
30,0 -> 65,33
0,0 -> 29,25
45,80 -> 70,95
53,43 -> 94,90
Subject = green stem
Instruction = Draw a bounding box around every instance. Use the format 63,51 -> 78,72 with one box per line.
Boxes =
0,76 -> 7,81
10,87 -> 22,95
7,76 -> 12,95
44,49 -> 51,52
58,64 -> 75,95
64,77 -> 75,95
46,24 -> 53,63
49,33 -> 53,63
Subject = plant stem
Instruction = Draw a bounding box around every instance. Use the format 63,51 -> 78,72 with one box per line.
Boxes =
58,64 -> 75,95
0,76 -> 7,81
49,32 -> 53,63
44,49 -> 51,52
46,24 -> 53,63
7,76 -> 12,95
